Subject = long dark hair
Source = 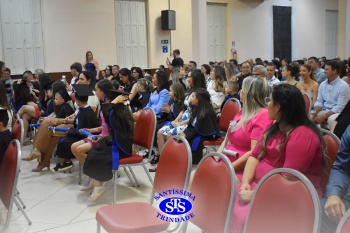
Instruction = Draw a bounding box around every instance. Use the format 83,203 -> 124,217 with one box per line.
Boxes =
110,104 -> 134,139
155,70 -> 169,92
285,63 -> 299,80
132,67 -> 144,79
0,82 -> 10,109
96,79 -> 114,102
189,69 -> 206,94
38,73 -> 52,101
82,71 -> 96,89
258,84 -> 328,170
191,88 -> 216,121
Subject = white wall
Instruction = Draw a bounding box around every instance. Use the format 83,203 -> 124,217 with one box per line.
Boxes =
0,0 -> 342,73
42,0 -> 117,72
229,0 -> 338,62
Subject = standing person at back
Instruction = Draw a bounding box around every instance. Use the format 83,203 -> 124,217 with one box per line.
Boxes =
166,49 -> 184,71
312,60 -> 350,129
83,51 -> 100,80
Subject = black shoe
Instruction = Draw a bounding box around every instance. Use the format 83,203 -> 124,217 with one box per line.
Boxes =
58,162 -> 74,172
149,165 -> 157,172
150,155 -> 159,165
142,150 -> 149,159
53,163 -> 63,172
143,150 -> 155,159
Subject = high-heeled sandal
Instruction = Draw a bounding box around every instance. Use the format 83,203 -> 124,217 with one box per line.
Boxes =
22,150 -> 42,162
31,164 -> 50,172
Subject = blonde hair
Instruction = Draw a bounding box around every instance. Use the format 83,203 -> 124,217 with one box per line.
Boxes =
170,66 -> 181,84
240,76 -> 269,129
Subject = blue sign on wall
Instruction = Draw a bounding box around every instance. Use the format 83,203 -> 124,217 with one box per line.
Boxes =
162,45 -> 168,54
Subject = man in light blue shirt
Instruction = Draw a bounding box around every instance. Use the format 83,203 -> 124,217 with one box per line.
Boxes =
312,60 -> 350,128
309,56 -> 326,84
320,125 -> 350,233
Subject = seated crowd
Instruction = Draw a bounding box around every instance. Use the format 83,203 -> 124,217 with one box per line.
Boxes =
1,52 -> 350,232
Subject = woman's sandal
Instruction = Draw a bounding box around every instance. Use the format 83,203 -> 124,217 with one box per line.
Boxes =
22,150 -> 42,162
31,164 -> 50,172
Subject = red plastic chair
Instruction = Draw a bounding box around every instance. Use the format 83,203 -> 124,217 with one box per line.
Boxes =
336,208 -> 350,233
320,128 -> 341,195
11,119 -> 24,145
0,140 -> 31,233
203,98 -> 241,150
302,91 -> 312,116
96,135 -> 192,233
244,168 -> 321,233
111,107 -> 156,203
70,93 -> 76,103
181,152 -> 236,233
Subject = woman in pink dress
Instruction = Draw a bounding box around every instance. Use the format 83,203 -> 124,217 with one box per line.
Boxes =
230,84 -> 328,233
219,76 -> 273,181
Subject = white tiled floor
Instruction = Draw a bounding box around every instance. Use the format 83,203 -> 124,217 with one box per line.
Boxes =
0,145 -> 202,233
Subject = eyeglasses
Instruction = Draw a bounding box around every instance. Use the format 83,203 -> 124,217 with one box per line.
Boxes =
264,97 -> 271,105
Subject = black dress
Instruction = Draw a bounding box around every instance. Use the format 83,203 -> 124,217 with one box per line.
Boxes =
0,130 -> 13,167
83,104 -> 133,181
133,91 -> 151,112
184,110 -> 221,164
55,106 -> 99,159
56,103 -> 75,119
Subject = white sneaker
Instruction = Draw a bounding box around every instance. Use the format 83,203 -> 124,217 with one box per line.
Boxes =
88,186 -> 105,202
80,177 -> 93,191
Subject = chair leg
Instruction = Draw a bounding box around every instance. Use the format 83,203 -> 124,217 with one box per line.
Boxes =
123,167 -> 136,187
128,166 -> 140,187
14,197 -> 31,225
15,191 -> 26,209
142,164 -> 154,185
78,163 -> 82,185
178,221 -> 188,233
97,222 -> 101,233
113,171 -> 117,204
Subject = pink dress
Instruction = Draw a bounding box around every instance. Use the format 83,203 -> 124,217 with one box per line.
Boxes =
84,111 -> 108,147
224,108 -> 273,180
230,126 -> 323,233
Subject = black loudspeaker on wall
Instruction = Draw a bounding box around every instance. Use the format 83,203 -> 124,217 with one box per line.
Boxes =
161,10 -> 176,30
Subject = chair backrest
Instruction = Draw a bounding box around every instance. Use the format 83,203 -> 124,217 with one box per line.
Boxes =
320,129 -> 341,194
189,152 -> 236,233
134,107 -> 156,150
152,135 -> 192,203
302,92 -> 312,116
11,119 -> 24,145
0,140 -> 21,233
219,98 -> 241,132
70,93 -> 76,103
336,208 -> 350,233
244,168 -> 321,233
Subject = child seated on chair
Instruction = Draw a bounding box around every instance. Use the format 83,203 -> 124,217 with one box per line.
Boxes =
53,89 -> 75,119
221,80 -> 240,111
156,83 -> 187,156
0,108 -> 14,166
180,88 -> 221,165
82,89 -> 133,202
53,84 -> 100,172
